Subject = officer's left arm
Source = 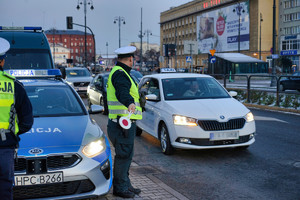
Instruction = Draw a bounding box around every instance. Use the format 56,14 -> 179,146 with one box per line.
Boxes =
14,81 -> 34,135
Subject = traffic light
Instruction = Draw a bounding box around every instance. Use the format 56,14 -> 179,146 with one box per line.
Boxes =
67,16 -> 73,29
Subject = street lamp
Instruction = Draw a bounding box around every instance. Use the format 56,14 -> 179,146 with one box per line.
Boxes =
114,16 -> 125,48
106,42 -> 108,68
76,0 -> 94,67
270,0 -> 277,87
259,13 -> 263,60
233,1 -> 245,53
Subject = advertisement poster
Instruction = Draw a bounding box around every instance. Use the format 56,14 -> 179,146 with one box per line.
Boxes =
197,1 -> 250,54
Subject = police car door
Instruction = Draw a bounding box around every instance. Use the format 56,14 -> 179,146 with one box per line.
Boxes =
138,78 -> 160,137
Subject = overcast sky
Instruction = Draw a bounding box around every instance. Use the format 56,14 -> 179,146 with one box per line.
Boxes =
1,0 -> 192,55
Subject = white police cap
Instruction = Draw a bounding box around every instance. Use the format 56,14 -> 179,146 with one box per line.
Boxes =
0,37 -> 10,57
114,46 -> 136,58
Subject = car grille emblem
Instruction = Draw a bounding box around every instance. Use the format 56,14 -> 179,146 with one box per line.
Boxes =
220,115 -> 225,120
80,82 -> 85,86
29,148 -> 44,155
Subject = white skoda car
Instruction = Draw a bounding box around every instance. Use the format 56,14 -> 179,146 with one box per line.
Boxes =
136,73 -> 255,155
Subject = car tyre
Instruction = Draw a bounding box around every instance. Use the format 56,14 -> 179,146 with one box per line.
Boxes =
159,123 -> 174,155
136,126 -> 142,136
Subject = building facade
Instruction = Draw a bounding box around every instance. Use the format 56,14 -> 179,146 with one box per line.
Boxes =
160,0 -> 279,73
279,0 -> 300,71
45,29 -> 95,65
49,43 -> 70,66
130,42 -> 160,54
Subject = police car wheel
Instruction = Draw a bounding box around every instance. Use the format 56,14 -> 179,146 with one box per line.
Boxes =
159,123 -> 173,155
136,126 -> 142,136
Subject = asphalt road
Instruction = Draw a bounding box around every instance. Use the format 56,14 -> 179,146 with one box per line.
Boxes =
89,103 -> 300,200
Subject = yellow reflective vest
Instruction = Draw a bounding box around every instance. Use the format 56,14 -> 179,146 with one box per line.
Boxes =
0,71 -> 19,135
107,66 -> 142,120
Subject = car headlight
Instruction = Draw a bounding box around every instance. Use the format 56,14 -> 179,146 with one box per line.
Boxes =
245,112 -> 254,122
173,115 -> 198,126
82,137 -> 106,158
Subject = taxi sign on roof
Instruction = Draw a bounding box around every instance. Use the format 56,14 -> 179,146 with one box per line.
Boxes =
160,68 -> 176,73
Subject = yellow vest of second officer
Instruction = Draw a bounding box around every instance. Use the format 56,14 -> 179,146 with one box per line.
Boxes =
107,66 -> 142,120
0,71 -> 19,135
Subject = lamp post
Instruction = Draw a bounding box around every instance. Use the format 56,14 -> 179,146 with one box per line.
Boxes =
233,1 -> 245,53
114,16 -> 125,48
270,0 -> 277,87
106,42 -> 108,68
144,29 -> 152,52
259,13 -> 263,60
77,0 -> 94,67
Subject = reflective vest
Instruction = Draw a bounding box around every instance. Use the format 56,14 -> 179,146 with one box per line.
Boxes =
107,66 -> 142,120
0,71 -> 19,135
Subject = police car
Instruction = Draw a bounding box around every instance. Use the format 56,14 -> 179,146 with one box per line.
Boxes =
7,69 -> 112,199
137,73 -> 255,155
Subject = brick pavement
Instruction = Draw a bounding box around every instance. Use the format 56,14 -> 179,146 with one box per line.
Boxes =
92,146 -> 189,200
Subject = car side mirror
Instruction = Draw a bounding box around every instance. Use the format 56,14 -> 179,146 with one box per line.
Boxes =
94,82 -> 102,89
228,91 -> 237,97
89,105 -> 103,114
146,94 -> 159,101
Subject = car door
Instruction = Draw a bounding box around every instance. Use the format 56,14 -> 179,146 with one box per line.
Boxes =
138,77 -> 161,137
88,75 -> 99,105
90,75 -> 102,105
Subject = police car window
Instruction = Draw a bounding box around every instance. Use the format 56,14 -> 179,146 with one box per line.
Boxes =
5,49 -> 53,69
25,85 -> 84,117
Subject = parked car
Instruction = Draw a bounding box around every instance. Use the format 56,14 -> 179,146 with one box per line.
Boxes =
279,71 -> 300,92
12,69 -> 112,199
87,70 -> 144,115
65,67 -> 93,95
136,73 -> 256,155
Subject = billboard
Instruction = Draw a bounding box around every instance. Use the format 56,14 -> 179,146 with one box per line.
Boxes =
197,1 -> 250,53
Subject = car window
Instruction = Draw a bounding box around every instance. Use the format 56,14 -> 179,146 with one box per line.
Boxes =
66,69 -> 91,77
25,85 -> 85,117
140,78 -> 160,99
5,49 -> 53,69
162,77 -> 230,100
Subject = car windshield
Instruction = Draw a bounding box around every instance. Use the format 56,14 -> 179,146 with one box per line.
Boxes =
25,85 -> 85,117
162,77 -> 230,100
66,68 -> 91,77
5,49 -> 53,69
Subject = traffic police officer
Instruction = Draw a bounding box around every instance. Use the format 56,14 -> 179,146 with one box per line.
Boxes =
107,46 -> 143,198
0,37 -> 33,200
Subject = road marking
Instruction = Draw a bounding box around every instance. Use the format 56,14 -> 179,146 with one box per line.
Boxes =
254,116 -> 289,123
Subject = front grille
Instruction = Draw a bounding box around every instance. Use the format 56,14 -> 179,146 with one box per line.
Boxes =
73,82 -> 90,87
14,154 -> 81,172
189,135 -> 251,146
13,179 -> 95,199
198,118 -> 246,131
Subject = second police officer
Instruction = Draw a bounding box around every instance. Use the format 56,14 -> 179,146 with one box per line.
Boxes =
106,46 -> 143,198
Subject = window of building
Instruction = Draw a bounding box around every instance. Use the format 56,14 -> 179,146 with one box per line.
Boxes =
76,49 -> 78,53
64,39 -> 67,42
71,42 -> 73,46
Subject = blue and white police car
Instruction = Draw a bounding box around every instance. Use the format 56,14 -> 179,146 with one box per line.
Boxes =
7,69 -> 112,200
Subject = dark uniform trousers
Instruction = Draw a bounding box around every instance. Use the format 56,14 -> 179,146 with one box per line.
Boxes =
0,148 -> 15,200
107,119 -> 136,193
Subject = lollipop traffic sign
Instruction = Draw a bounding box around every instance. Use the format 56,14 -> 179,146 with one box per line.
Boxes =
119,112 -> 133,129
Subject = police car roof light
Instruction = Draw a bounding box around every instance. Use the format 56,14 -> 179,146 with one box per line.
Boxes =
5,69 -> 62,78
0,26 -> 42,31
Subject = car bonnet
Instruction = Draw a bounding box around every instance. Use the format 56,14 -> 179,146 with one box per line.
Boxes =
165,98 -> 250,121
18,115 -> 101,155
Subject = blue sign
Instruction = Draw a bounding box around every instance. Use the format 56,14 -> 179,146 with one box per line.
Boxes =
210,56 -> 216,63
280,50 -> 298,56
272,54 -> 279,59
186,56 -> 192,63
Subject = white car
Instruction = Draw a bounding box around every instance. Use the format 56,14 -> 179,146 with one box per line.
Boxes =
65,67 -> 93,95
136,73 -> 255,155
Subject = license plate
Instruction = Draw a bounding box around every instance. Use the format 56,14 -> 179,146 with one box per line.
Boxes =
14,172 -> 63,186
75,86 -> 87,91
210,131 -> 239,141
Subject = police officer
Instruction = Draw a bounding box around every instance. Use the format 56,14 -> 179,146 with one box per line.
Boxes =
0,37 -> 33,200
107,46 -> 143,198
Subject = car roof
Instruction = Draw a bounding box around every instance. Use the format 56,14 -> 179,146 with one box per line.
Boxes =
143,73 -> 212,80
20,78 -> 67,87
